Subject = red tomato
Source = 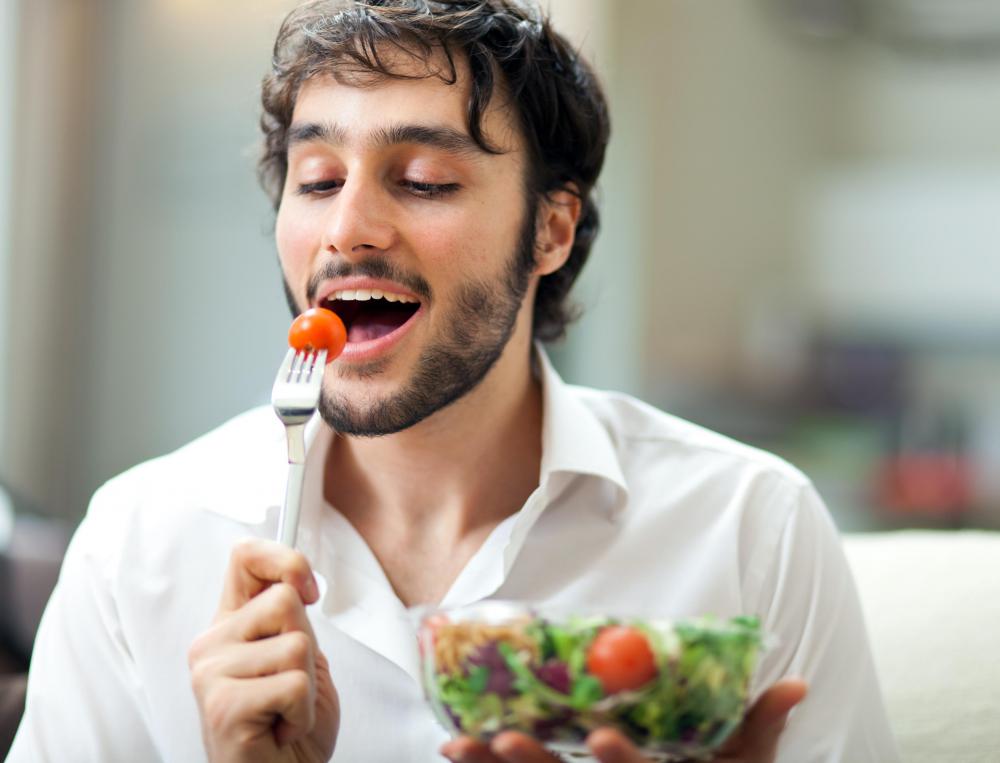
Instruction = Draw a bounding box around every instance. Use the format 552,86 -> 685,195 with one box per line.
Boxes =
288,308 -> 347,362
585,626 -> 658,694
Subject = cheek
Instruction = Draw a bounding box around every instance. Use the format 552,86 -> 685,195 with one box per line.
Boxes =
416,199 -> 524,278
275,204 -> 319,275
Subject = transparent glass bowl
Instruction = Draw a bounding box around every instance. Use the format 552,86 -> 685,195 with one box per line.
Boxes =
415,601 -> 765,762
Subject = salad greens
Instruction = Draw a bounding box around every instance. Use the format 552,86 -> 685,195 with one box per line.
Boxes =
421,611 -> 763,759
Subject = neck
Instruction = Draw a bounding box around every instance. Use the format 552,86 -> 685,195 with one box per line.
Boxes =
322,338 -> 543,542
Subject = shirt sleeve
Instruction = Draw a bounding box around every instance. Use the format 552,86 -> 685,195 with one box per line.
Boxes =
6,484 -> 162,762
744,481 -> 900,763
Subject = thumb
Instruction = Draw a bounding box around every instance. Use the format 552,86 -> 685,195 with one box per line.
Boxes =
747,678 -> 808,728
718,678 -> 808,760
741,678 -> 808,757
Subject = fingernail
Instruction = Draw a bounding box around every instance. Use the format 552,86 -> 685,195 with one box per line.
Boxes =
305,575 -> 319,600
439,747 -> 464,762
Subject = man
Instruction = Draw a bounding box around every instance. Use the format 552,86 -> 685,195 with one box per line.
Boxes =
9,1 -> 899,761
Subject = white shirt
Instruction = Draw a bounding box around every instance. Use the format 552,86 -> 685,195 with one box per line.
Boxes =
10,351 -> 899,762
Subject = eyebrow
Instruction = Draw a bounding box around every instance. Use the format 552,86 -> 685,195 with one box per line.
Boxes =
286,120 -> 486,158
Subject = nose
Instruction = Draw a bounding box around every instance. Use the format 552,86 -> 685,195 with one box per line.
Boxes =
320,176 -> 395,258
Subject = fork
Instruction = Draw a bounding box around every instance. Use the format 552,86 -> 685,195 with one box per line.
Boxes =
271,347 -> 327,547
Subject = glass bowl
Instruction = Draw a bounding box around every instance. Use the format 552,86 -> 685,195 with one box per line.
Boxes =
415,601 -> 765,762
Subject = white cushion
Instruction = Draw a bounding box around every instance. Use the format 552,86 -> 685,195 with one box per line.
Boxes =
843,531 -> 1000,763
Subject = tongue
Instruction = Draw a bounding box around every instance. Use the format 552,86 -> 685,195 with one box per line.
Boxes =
347,311 -> 409,343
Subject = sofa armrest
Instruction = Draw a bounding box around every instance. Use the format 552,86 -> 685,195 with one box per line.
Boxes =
0,673 -> 27,759
843,530 -> 1000,763
0,513 -> 70,660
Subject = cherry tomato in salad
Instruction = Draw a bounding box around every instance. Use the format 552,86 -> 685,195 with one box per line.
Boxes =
288,308 -> 347,362
585,625 -> 658,694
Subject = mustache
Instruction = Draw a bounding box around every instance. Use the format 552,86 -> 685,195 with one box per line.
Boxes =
305,256 -> 433,304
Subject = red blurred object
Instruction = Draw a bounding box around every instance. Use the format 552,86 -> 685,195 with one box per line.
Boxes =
876,453 -> 972,518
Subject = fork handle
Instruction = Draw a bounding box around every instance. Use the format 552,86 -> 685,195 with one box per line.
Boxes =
277,463 -> 305,547
277,423 -> 308,547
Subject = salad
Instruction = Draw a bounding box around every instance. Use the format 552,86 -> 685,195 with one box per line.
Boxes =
417,602 -> 764,761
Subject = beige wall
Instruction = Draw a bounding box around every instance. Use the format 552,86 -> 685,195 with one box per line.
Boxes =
545,0 -> 647,395
625,2 -> 837,399
542,1 -> 844,403
833,37 -> 1000,161
4,0 -> 104,514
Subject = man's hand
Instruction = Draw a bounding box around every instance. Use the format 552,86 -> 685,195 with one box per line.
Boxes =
188,539 -> 339,763
440,678 -> 807,763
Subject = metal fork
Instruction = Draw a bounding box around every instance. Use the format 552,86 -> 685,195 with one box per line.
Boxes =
271,347 -> 327,547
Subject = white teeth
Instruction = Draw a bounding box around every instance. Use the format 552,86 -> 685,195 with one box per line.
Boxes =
330,289 -> 418,304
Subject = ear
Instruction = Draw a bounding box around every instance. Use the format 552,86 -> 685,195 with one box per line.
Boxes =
534,186 -> 582,276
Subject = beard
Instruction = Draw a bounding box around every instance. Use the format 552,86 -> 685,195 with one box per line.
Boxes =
280,203 -> 538,437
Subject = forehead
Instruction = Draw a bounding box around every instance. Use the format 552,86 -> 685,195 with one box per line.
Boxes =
289,50 -> 520,154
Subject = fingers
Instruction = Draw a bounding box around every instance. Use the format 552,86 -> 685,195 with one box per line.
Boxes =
440,680 -> 808,763
745,678 -> 808,728
190,539 -> 327,757
586,728 -> 650,763
189,620 -> 317,734
441,732 -> 564,763
194,630 -> 315,682
233,582 -> 318,643
442,730 -> 654,763
199,669 -> 315,749
218,538 -> 318,616
441,737 -> 502,763
247,670 -> 316,745
190,582 -> 317,669
489,732 -> 566,762
717,677 -> 808,760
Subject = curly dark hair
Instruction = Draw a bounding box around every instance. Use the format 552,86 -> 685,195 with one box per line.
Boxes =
259,0 -> 610,342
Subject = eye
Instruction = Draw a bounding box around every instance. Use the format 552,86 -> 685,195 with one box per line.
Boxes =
296,180 -> 342,196
401,180 -> 461,199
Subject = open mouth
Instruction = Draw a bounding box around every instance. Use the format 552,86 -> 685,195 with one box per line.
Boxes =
320,288 -> 421,344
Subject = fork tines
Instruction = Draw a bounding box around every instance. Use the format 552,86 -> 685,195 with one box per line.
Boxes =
279,348 -> 326,383
271,347 -> 328,420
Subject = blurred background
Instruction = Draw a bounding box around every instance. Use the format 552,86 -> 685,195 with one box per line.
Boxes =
4,0 -> 1000,756
5,0 -> 1000,534
6,0 -> 1000,545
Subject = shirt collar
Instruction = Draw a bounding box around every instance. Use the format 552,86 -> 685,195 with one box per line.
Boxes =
438,344 -> 629,607
534,343 -> 628,506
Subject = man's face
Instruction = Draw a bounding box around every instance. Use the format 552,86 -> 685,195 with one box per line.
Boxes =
275,56 -> 538,436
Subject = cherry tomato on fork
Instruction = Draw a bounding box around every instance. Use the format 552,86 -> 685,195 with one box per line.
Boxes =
288,307 -> 347,362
